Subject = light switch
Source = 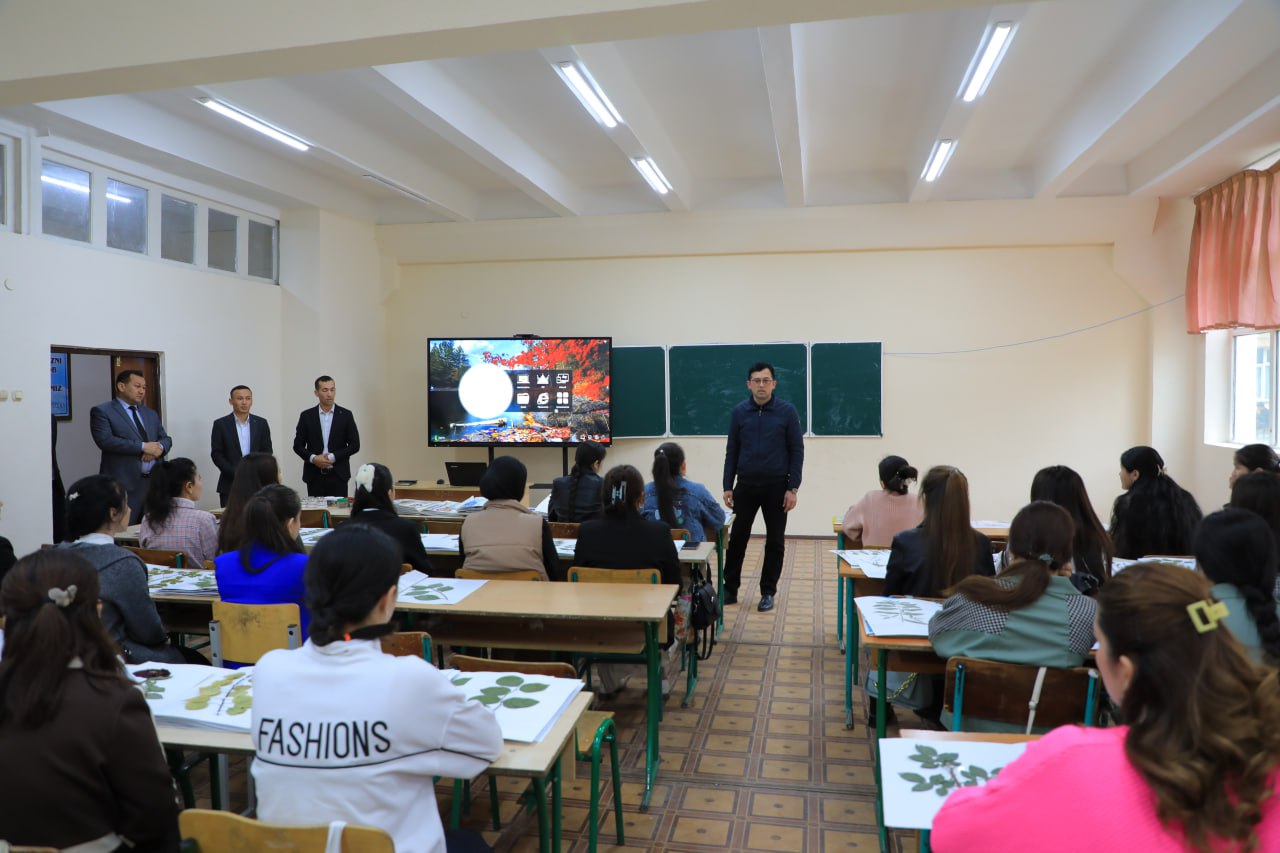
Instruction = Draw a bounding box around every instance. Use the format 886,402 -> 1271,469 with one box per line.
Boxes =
0,390 -> 8,401
11,391 -> 22,402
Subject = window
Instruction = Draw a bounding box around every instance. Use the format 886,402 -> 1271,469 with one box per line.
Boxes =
160,194 -> 196,263
106,178 -> 147,254
1232,330 -> 1276,445
0,143 -> 6,227
41,159 -> 91,242
248,219 -> 277,280
208,208 -> 237,272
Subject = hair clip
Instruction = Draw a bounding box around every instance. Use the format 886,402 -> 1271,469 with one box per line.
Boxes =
47,585 -> 78,608
67,492 -> 79,502
610,482 -> 627,503
1187,599 -> 1230,633
1037,553 -> 1054,565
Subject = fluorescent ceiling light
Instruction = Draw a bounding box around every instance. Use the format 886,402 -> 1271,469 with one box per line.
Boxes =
41,173 -> 131,204
961,22 -> 1015,103
554,61 -> 622,128
362,174 -> 434,207
922,139 -> 957,183
632,157 -> 672,195
197,97 -> 310,152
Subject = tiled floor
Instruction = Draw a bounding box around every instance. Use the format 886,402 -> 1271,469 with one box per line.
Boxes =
195,536 -> 921,851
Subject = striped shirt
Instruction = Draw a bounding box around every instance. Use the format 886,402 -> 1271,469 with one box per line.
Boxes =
139,498 -> 219,567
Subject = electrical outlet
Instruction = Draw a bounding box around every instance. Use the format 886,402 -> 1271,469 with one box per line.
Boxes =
0,390 -> 8,401
11,391 -> 22,402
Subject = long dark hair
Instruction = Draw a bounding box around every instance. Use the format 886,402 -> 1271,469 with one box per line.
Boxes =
1111,446 -> 1203,559
1230,471 -> 1280,550
352,462 -> 396,515
602,465 -> 644,520
142,457 -> 198,529
1193,509 -> 1280,664
65,475 -> 128,539
652,442 -> 686,528
567,442 -> 606,517
306,525 -> 401,646
1030,465 -> 1113,584
1235,444 -> 1280,474
949,501 -> 1073,611
479,456 -> 526,502
1097,564 -> 1280,851
878,455 -> 918,496
217,453 -> 280,554
920,466 -> 981,594
0,550 -> 126,727
238,484 -> 303,571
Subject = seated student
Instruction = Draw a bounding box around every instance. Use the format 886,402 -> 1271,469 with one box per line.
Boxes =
929,502 -> 1097,731
642,442 -> 726,545
252,524 -> 503,853
1193,509 -> 1280,665
931,563 -> 1280,852
459,456 -> 558,581
1029,465 -> 1113,591
214,484 -> 310,640
0,549 -> 181,849
216,452 -> 281,555
1230,443 -> 1280,489
139,457 -> 219,567
548,441 -> 606,522
842,455 -> 923,548
57,475 -> 191,664
346,462 -> 434,576
885,466 -> 994,598
1110,445 -> 1202,559
1230,471 -> 1280,598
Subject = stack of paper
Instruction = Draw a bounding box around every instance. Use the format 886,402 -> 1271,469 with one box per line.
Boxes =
147,566 -> 219,597
855,596 -> 942,638
129,663 -> 254,733
534,495 -> 551,515
298,527 -> 333,547
457,496 -> 489,513
553,538 -> 577,558
834,549 -> 890,578
443,669 -> 583,743
1137,555 -> 1196,570
396,571 -> 486,605
421,533 -> 460,551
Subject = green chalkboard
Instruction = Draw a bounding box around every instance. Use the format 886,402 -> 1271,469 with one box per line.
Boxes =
612,346 -> 666,437
669,344 -> 808,436
811,342 -> 882,436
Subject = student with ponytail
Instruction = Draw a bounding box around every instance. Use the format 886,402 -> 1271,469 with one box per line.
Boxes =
643,442 -> 725,545
933,564 -> 1280,851
213,484 -> 309,641
1193,509 -> 1280,664
139,456 -> 219,566
1110,446 -> 1202,559
0,549 -> 180,849
252,525 -> 503,853
548,441 -> 606,522
347,462 -> 434,575
842,455 -> 923,547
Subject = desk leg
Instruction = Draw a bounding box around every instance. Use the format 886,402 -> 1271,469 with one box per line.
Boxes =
641,622 -> 661,812
716,526 -> 726,637
682,633 -> 697,709
213,754 -> 229,811
551,752 -> 563,853
836,531 -> 845,652
844,578 -> 856,729
875,649 -> 889,853
532,776 -> 551,853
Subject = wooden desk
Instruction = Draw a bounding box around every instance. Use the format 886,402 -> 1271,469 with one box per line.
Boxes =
156,692 -> 591,853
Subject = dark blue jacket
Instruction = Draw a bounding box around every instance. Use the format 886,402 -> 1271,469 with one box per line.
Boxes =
722,396 -> 804,492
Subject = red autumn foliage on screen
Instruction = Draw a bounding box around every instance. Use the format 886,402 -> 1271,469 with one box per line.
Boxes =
482,339 -> 610,402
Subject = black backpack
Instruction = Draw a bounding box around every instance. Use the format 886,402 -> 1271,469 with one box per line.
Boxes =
689,564 -> 718,660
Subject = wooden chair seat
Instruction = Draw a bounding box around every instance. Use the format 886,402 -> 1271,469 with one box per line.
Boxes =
943,656 -> 1099,731
179,808 -> 393,852
567,567 -> 661,585
449,654 -> 576,679
456,567 -> 544,582
127,546 -> 185,567
670,528 -> 690,541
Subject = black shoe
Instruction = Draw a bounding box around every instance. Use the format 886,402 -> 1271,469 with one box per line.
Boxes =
723,589 -> 738,605
757,594 -> 775,612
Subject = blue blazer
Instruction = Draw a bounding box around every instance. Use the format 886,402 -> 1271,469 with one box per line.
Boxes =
90,399 -> 171,496
210,412 -> 273,499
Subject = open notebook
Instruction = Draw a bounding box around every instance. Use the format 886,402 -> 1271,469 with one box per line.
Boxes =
855,596 -> 943,638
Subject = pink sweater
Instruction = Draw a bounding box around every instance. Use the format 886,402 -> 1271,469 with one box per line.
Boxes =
841,490 -> 922,548
932,726 -> 1280,852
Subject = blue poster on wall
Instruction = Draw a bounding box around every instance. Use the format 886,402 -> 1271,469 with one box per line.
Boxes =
51,352 -> 70,418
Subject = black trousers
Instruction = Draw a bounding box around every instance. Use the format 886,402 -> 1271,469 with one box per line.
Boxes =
724,477 -> 789,596
306,477 -> 348,497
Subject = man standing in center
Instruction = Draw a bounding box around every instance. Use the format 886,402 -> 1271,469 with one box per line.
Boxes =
293,375 -> 360,497
722,361 -> 804,613
210,384 -> 273,506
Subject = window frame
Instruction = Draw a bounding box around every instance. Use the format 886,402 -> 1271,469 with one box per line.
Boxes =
1229,327 -> 1279,447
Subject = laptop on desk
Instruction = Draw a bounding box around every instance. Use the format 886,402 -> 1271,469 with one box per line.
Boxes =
445,461 -> 488,487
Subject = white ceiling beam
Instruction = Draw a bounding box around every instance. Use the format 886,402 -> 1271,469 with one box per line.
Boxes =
1032,0 -> 1246,199
0,0 -> 1014,107
756,26 -> 806,207
363,65 -> 585,218
201,79 -> 477,221
553,42 -> 692,212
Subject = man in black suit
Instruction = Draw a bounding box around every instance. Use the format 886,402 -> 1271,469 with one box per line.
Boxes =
210,384 -> 274,506
293,375 -> 360,497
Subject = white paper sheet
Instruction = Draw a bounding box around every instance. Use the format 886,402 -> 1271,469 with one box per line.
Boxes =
855,596 -> 942,637
834,549 -> 890,578
299,527 -> 333,546
147,565 -> 219,596
444,670 -> 582,743
421,533 -> 461,551
394,498 -> 461,515
970,519 -> 1011,530
879,737 -> 1028,829
1137,555 -> 1196,570
535,495 -> 551,515
129,662 -> 254,732
396,571 -> 486,605
457,496 -> 488,512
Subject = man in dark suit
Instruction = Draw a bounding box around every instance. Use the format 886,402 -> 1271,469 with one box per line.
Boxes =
210,384 -> 274,506
293,375 -> 360,497
89,369 -> 172,523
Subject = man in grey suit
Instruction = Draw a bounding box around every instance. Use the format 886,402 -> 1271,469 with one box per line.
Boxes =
210,384 -> 273,506
89,370 -> 172,523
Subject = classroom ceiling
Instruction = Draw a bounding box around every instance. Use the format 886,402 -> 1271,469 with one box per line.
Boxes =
3,0 -> 1279,224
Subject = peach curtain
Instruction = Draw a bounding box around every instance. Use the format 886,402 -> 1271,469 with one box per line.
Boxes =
1186,163 -> 1280,332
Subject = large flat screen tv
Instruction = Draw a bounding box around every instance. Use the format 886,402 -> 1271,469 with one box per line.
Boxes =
428,337 -> 612,446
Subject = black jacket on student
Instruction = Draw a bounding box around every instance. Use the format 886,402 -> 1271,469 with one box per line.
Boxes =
884,526 -> 994,598
548,472 -> 604,522
344,508 -> 434,576
574,513 -> 681,587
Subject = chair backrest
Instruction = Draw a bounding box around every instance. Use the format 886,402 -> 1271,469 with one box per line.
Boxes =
209,601 -> 301,667
201,560 -> 215,570
126,546 -> 184,567
567,566 -> 662,585
380,631 -> 433,661
423,520 -> 462,535
299,508 -> 331,529
456,567 -> 544,582
670,528 -> 690,542
179,808 -> 393,852
943,656 -> 1099,730
548,521 -> 580,539
400,562 -> 415,575
448,653 -> 578,679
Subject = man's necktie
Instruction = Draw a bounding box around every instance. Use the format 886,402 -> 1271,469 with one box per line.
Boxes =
129,405 -> 147,440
